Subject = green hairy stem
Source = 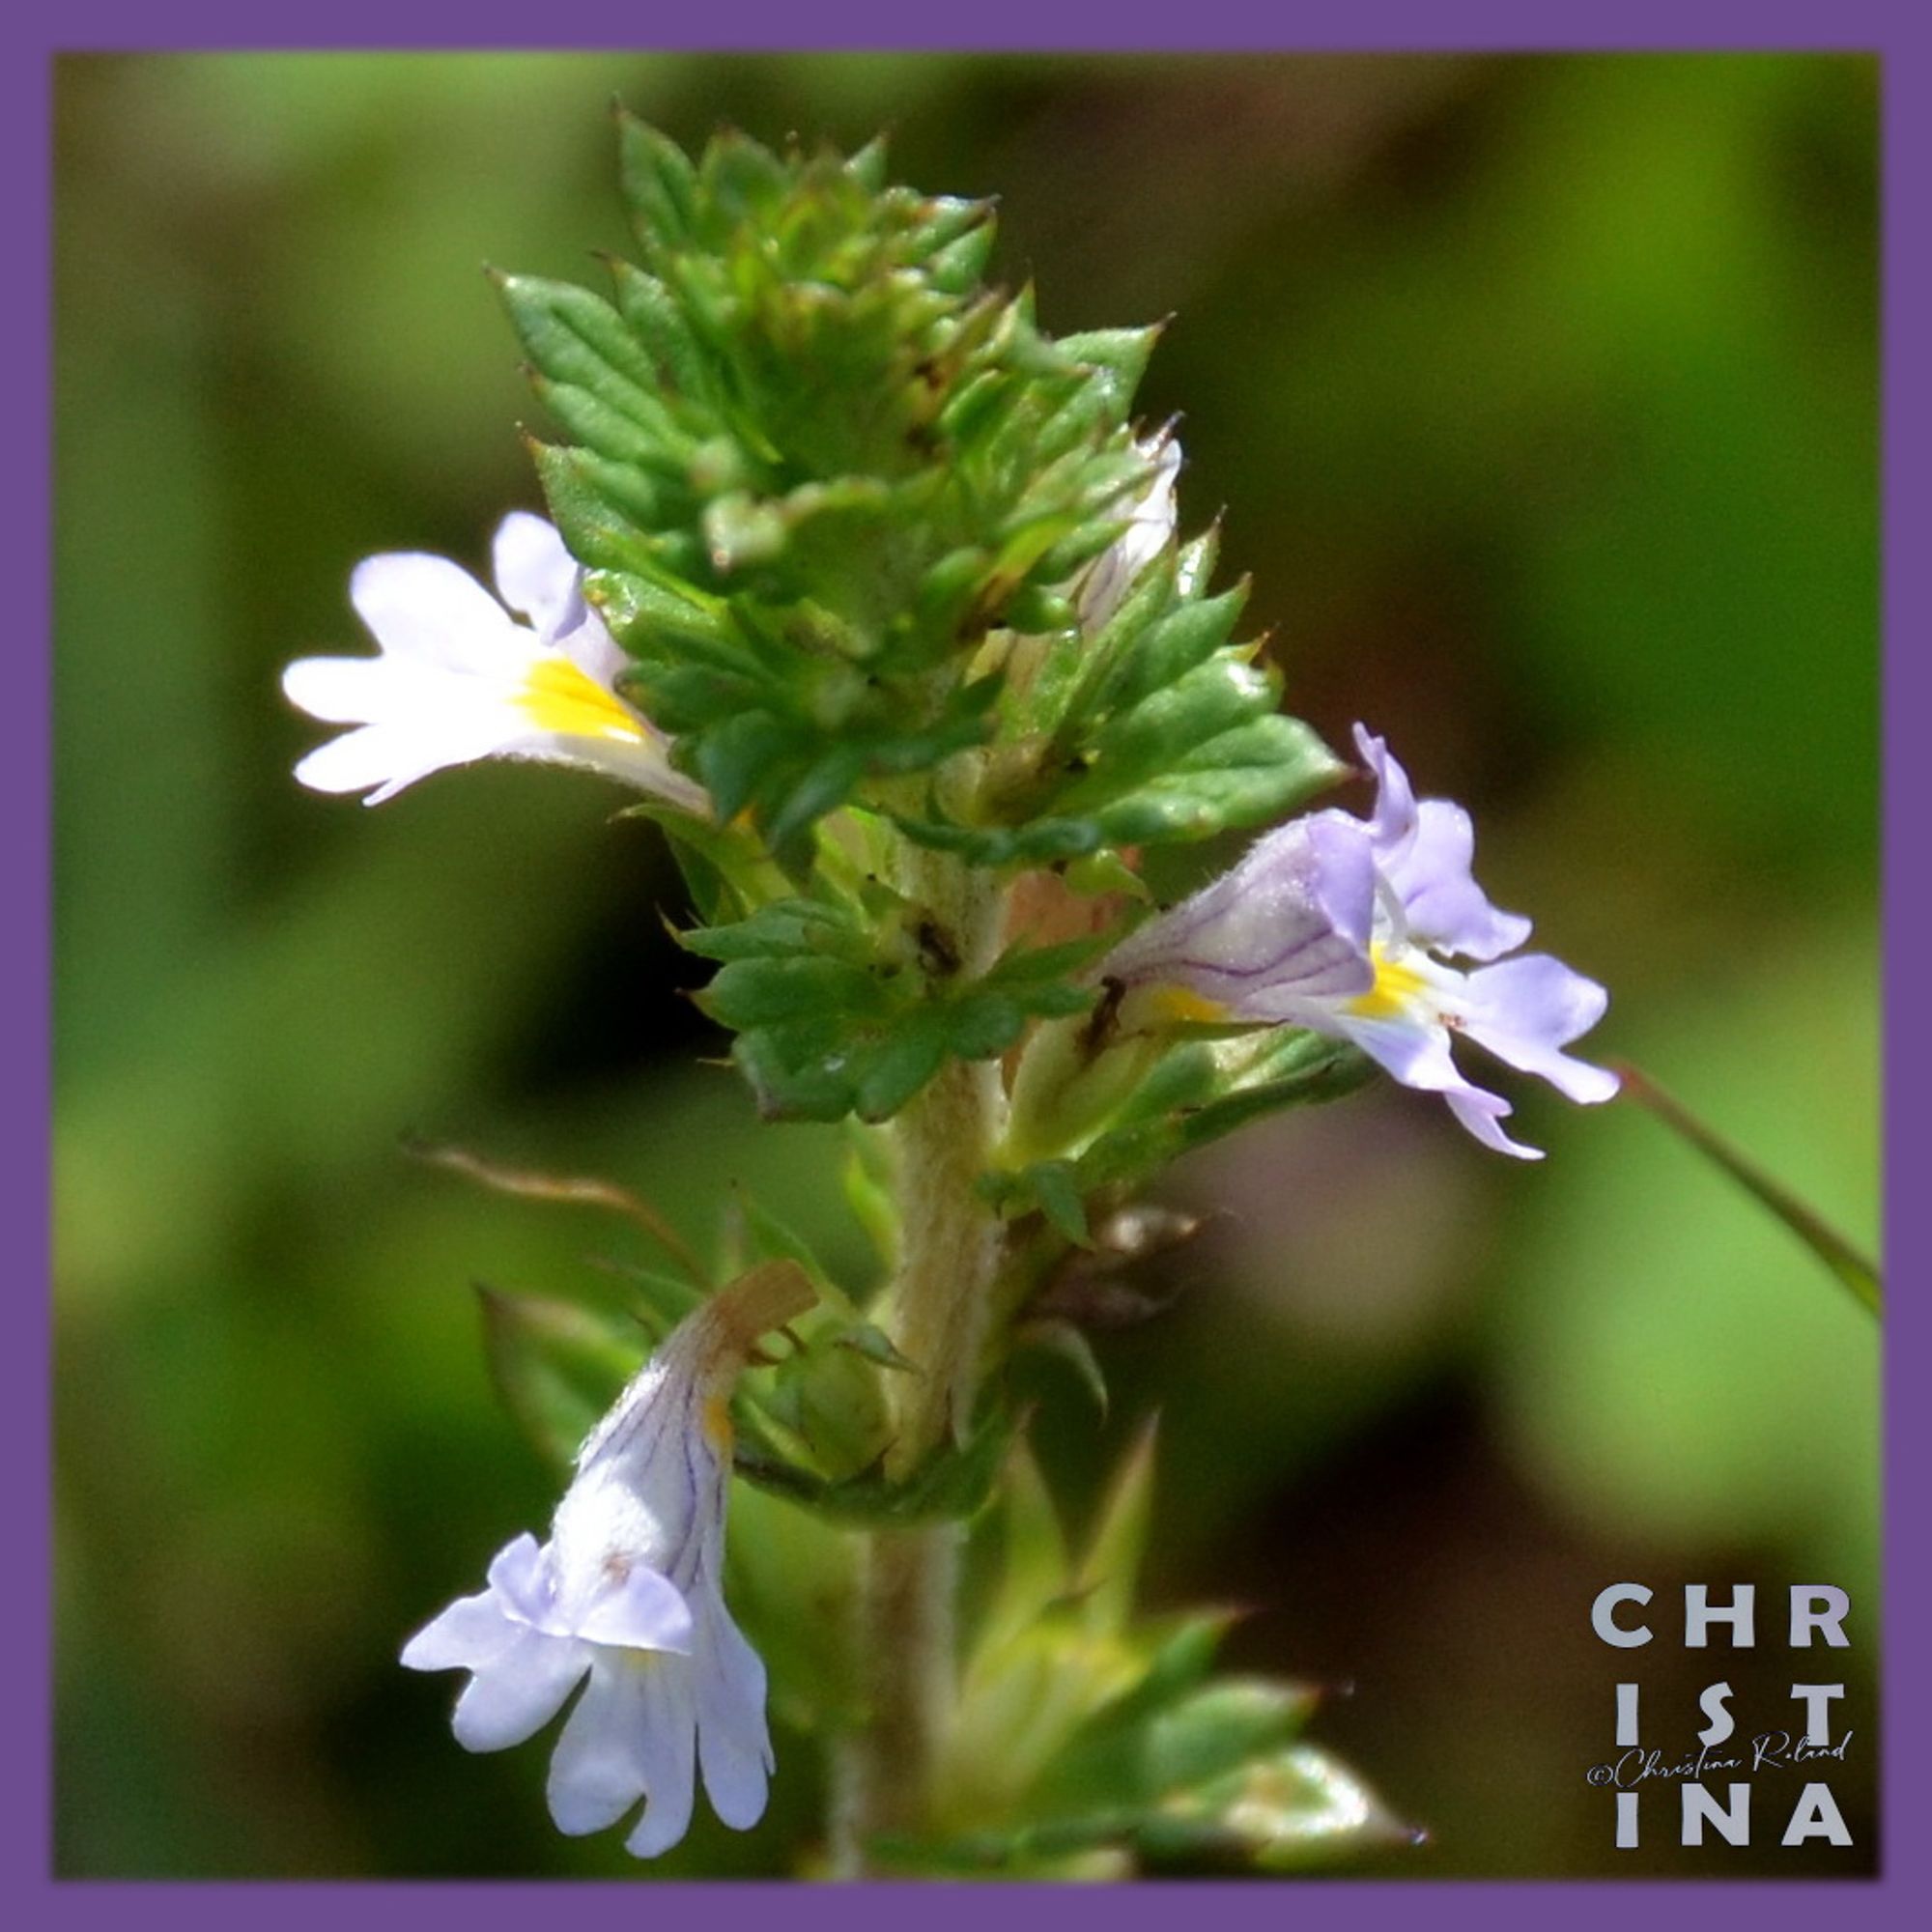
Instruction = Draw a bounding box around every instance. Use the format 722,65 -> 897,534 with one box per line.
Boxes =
834,845 -> 1010,1867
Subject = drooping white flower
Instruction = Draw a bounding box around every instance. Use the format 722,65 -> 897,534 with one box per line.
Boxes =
1074,433 -> 1182,634
402,1262 -> 813,1859
282,512 -> 707,814
1101,724 -> 1617,1158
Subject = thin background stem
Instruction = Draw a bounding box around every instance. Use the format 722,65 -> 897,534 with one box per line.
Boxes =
1614,1060 -> 1882,1319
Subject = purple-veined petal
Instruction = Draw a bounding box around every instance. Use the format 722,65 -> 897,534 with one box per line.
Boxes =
691,1592 -> 773,1831
1330,1008 -> 1463,1094
1443,1084 -> 1543,1160
487,1528 -> 692,1652
492,512 -> 585,642
1353,723 -> 1418,861
1351,724 -> 1532,963
1331,1009 -> 1545,1159
485,1533 -> 557,1627
574,1563 -> 695,1654
1462,953 -> 1619,1104
1105,812 -> 1377,1017
1388,799 -> 1533,962
546,1656 -> 654,1836
449,1625 -> 591,1752
348,552 -> 528,673
622,1663 -> 699,1858
552,1396 -> 712,1602
400,1586 -> 522,1674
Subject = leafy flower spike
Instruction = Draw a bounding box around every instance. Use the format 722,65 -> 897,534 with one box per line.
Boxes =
1102,724 -> 1617,1157
401,1263 -> 814,1859
281,512 -> 707,813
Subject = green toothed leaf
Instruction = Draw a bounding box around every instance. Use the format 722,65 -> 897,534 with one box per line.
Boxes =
685,893 -> 1101,1123
735,1399 -> 1013,1525
900,549 -> 1345,867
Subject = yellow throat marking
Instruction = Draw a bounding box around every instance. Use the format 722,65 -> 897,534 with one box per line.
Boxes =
516,655 -> 645,743
1348,943 -> 1430,1021
1150,985 -> 1230,1025
701,1394 -> 735,1456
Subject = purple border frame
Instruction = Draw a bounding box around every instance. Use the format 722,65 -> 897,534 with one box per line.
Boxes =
13,2 -> 1918,1923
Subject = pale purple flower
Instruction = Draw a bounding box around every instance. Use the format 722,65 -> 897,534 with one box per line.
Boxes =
1074,433 -> 1182,634
1102,724 -> 1617,1158
282,512 -> 707,813
402,1264 -> 812,1859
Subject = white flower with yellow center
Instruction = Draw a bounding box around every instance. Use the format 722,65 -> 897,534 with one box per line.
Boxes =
282,512 -> 707,814
401,1263 -> 812,1859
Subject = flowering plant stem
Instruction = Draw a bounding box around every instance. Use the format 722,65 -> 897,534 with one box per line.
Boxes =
835,840 -> 1009,1873
291,123 -> 1624,1877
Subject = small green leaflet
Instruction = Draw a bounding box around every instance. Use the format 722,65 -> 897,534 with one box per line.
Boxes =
686,895 -> 1103,1122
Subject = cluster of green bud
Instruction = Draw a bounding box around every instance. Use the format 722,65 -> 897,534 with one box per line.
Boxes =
501,119 -> 1334,880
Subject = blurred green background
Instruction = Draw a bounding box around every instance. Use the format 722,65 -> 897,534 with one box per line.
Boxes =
53,51 -> 1879,1879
